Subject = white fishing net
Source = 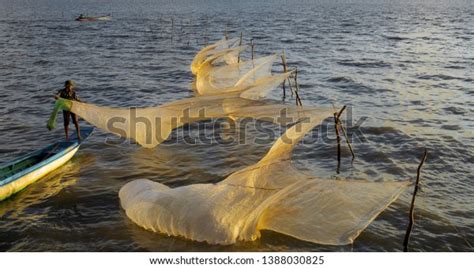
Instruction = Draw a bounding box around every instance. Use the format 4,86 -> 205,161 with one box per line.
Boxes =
119,113 -> 410,245
47,39 -> 297,149
191,38 -> 243,75
45,37 -> 411,246
47,73 -> 294,149
195,55 -> 277,95
192,38 -> 282,96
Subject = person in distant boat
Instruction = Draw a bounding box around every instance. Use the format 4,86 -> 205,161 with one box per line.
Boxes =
54,80 -> 81,142
78,14 -> 85,19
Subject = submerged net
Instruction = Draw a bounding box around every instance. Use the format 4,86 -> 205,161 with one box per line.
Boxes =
46,37 -> 411,245
47,95 -> 410,245
119,112 -> 410,245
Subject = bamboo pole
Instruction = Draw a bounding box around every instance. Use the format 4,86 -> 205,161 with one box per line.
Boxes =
287,71 -> 295,98
334,106 -> 351,173
281,51 -> 295,99
250,39 -> 255,60
294,67 -> 303,106
403,149 -> 428,252
334,112 -> 341,172
334,106 -> 355,159
336,105 -> 346,119
339,122 -> 355,159
334,106 -> 346,160
281,51 -> 287,99
238,32 -> 243,63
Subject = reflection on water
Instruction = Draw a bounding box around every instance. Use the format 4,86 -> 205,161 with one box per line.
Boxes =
0,154 -> 95,251
0,0 -> 472,251
0,155 -> 90,218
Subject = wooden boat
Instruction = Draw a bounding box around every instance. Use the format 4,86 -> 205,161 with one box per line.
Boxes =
75,15 -> 111,22
0,127 -> 94,201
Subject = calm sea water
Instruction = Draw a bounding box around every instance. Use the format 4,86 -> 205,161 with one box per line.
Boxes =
0,0 -> 472,251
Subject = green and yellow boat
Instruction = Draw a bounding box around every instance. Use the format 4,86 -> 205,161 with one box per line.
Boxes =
0,127 -> 93,201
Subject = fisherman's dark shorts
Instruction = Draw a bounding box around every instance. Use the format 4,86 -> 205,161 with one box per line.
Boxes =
62,111 -> 79,126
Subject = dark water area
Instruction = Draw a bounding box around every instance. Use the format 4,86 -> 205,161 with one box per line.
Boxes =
0,0 -> 472,251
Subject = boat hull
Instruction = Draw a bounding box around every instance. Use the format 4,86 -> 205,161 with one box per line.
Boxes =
0,126 -> 93,201
0,146 -> 79,201
76,16 -> 111,22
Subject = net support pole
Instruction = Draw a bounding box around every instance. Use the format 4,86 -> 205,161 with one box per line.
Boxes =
294,67 -> 303,106
281,51 -> 288,99
334,106 -> 348,173
238,32 -> 243,63
250,39 -> 255,60
336,106 -> 355,160
335,106 -> 355,159
403,149 -> 428,252
334,112 -> 341,172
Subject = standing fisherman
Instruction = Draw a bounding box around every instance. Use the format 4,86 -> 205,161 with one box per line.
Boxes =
54,80 -> 81,141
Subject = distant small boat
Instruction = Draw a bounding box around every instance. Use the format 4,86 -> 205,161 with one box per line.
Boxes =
0,127 -> 94,201
75,15 -> 111,22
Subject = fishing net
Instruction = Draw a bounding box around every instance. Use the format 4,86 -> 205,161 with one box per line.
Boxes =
47,72 -> 295,149
118,112 -> 410,245
191,38 -> 243,75
45,37 -> 411,245
192,39 -> 284,98
195,55 -> 277,95
47,97 -> 409,245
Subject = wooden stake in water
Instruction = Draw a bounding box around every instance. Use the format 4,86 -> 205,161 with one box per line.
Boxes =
238,32 -> 243,63
334,106 -> 351,173
250,39 -> 255,60
336,106 -> 346,123
403,149 -> 428,252
294,67 -> 303,106
336,106 -> 355,160
339,122 -> 355,159
281,51 -> 288,99
334,112 -> 341,173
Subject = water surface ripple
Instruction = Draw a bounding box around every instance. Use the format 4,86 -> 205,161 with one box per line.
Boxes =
0,0 -> 472,251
